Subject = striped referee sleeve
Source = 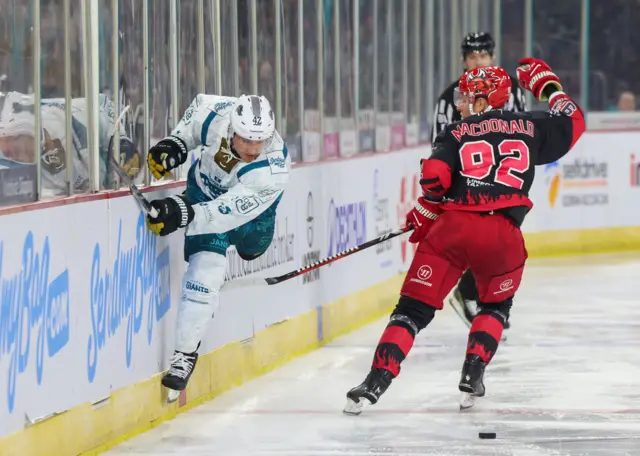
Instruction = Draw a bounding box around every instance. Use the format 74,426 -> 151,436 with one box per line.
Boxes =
431,98 -> 455,143
513,85 -> 527,112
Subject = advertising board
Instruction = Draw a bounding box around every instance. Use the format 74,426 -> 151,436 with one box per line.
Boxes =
527,132 -> 640,232
0,189 -> 182,437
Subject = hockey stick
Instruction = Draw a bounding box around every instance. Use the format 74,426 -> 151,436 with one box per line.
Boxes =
111,105 -> 131,137
221,226 -> 412,291
109,154 -> 158,217
108,106 -> 159,218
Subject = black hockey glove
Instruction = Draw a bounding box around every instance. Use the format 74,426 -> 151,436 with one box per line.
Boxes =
146,195 -> 194,236
147,136 -> 188,180
108,135 -> 142,179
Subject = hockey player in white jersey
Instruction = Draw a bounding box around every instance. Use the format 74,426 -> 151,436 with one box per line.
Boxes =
145,94 -> 290,392
0,91 -> 139,195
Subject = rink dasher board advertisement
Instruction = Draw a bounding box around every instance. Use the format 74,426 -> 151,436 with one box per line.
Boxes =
523,132 -> 640,233
0,190 -> 184,437
0,148 -> 424,439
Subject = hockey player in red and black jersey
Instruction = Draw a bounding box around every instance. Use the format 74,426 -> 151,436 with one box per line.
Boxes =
344,59 -> 585,413
432,32 -> 527,330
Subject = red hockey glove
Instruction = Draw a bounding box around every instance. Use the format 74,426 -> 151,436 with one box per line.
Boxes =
405,197 -> 442,243
517,57 -> 563,101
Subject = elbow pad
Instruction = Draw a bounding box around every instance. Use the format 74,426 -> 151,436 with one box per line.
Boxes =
419,159 -> 452,202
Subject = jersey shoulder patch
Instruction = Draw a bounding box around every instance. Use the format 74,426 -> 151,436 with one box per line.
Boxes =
213,100 -> 234,112
204,95 -> 236,114
266,150 -> 287,174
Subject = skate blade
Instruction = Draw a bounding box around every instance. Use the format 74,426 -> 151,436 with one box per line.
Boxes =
167,388 -> 181,403
343,397 -> 366,416
459,392 -> 476,410
448,297 -> 473,329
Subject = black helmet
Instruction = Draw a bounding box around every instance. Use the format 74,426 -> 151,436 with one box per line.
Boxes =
461,32 -> 495,58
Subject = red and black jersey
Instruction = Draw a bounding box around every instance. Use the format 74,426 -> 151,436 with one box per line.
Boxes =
421,92 -> 585,226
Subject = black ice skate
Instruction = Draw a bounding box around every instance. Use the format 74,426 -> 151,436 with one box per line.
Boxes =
458,354 -> 486,410
162,349 -> 199,394
343,368 -> 394,415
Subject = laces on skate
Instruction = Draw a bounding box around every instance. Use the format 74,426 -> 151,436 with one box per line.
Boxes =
167,352 -> 194,379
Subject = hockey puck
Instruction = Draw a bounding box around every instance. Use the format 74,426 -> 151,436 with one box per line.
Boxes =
479,432 -> 497,439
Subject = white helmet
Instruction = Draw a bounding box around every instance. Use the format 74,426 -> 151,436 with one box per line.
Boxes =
230,94 -> 275,141
0,92 -> 36,138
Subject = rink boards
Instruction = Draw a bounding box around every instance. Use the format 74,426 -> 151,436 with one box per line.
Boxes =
1,132 -> 639,455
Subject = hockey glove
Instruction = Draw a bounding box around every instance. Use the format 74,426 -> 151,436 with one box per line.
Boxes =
517,57 -> 562,101
146,194 -> 194,236
147,136 -> 188,180
405,197 -> 442,244
108,136 -> 142,179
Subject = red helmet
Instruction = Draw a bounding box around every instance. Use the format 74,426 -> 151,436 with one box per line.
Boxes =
458,66 -> 511,110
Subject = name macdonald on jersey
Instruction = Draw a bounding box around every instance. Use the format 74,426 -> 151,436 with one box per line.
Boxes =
451,118 -> 534,142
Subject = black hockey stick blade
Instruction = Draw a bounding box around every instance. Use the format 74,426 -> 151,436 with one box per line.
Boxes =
221,226 -> 412,291
108,154 -> 159,218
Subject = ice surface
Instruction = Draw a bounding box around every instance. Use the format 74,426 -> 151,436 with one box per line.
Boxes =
105,254 -> 640,455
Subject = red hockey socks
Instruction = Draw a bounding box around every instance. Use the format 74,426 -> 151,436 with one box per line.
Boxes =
372,324 -> 415,377
466,312 -> 504,363
371,297 -> 436,377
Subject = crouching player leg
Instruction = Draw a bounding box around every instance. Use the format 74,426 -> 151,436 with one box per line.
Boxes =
161,209 -> 277,392
157,175 -> 278,393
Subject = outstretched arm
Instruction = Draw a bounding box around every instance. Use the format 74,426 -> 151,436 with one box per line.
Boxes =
517,58 -> 585,165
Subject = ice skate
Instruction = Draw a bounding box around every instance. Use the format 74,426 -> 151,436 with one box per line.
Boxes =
448,287 -> 477,329
458,354 -> 486,410
162,350 -> 199,401
449,288 -> 510,339
343,368 -> 394,415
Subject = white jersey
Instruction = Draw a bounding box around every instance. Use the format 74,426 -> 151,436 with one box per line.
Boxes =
168,94 -> 291,236
0,91 -> 128,192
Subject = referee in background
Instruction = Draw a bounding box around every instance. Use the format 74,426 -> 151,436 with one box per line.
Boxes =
432,31 -> 527,333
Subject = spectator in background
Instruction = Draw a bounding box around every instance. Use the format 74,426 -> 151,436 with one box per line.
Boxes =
259,60 -> 275,105
617,91 -> 637,111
